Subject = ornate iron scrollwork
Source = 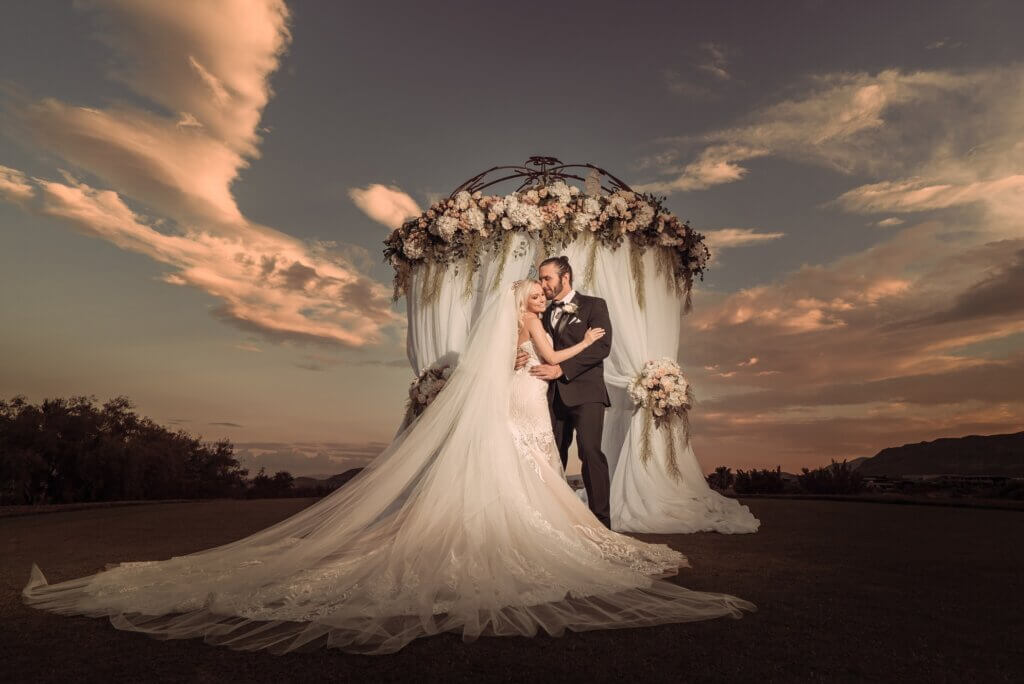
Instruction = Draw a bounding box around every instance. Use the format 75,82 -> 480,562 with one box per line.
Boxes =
448,156 -> 634,199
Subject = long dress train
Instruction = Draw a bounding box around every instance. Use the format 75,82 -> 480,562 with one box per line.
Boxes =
22,286 -> 754,655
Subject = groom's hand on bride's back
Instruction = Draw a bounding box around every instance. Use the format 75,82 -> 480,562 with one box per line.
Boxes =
514,349 -> 529,370
529,364 -> 562,380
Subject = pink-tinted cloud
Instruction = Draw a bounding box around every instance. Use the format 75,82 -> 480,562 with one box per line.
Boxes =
21,99 -> 248,225
23,175 -> 398,346
348,184 -> 422,229
681,229 -> 1024,470
641,68 -> 998,193
78,0 -> 291,157
639,65 -> 1024,469
0,164 -> 34,204
1,1 -> 401,348
836,175 -> 1024,218
636,144 -> 768,193
704,227 -> 785,249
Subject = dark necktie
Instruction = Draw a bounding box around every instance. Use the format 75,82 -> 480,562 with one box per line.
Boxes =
550,300 -> 567,330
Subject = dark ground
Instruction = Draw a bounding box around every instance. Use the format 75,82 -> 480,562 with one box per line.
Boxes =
2,498 -> 1021,683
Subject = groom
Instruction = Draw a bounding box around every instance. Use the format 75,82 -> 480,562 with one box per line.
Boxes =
524,256 -> 613,528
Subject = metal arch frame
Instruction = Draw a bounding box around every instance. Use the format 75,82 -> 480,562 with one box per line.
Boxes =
447,156 -> 634,199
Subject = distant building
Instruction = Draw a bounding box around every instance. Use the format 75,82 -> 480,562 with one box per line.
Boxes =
902,474 -> 1009,486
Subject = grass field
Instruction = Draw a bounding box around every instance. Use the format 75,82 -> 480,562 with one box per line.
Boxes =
2,498 -> 1021,682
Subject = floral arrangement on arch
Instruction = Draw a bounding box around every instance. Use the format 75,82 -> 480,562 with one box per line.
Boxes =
383,180 -> 710,308
405,362 -> 453,422
628,358 -> 694,482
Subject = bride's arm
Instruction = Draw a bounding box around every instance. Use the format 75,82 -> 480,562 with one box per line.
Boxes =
525,316 -> 604,365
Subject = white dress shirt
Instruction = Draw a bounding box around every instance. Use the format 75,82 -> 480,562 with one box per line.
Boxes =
549,289 -> 577,329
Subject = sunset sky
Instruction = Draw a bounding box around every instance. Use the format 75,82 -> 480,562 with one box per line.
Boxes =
1,0 -> 1022,477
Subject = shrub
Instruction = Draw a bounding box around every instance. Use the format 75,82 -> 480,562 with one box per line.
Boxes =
798,459 -> 865,494
706,466 -> 735,491
733,466 -> 785,494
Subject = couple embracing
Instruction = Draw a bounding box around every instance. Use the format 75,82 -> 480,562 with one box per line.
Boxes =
514,255 -> 614,529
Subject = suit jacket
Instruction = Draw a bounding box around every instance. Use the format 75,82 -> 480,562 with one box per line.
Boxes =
542,292 -> 612,407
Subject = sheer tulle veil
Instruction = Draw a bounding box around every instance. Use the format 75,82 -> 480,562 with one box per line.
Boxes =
22,284 -> 754,655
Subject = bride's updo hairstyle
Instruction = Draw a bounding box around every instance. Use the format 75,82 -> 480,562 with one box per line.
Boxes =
512,278 -> 540,324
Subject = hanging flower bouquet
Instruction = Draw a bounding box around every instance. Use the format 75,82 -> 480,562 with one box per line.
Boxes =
383,179 -> 710,307
404,362 -> 453,422
628,358 -> 694,482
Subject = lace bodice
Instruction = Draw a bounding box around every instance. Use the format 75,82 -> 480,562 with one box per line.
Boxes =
517,339 -> 541,368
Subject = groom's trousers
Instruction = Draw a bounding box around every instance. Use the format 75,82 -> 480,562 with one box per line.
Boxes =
552,393 -> 611,528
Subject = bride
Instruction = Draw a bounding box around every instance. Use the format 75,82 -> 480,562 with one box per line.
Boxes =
22,279 -> 755,655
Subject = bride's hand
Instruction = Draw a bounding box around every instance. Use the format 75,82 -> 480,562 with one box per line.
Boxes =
584,327 -> 605,345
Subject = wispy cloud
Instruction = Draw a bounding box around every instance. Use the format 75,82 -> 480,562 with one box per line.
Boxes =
658,66 -> 1024,469
0,0 -> 400,348
697,42 -> 732,80
0,164 -> 34,204
925,37 -> 965,50
639,68 -> 1016,194
704,227 -> 785,249
662,42 -> 735,100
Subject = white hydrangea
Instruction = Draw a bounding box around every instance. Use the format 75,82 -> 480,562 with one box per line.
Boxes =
547,180 -> 573,204
454,190 -> 472,210
464,206 -> 485,232
506,195 -> 543,230
633,201 -> 655,230
571,212 -> 592,231
433,215 -> 460,242
606,194 -> 629,218
403,231 -> 426,259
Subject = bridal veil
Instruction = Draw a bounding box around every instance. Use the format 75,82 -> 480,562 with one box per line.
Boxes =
23,286 -> 754,655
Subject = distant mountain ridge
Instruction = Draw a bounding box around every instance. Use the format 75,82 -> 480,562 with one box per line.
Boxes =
856,432 -> 1024,477
292,469 -> 364,491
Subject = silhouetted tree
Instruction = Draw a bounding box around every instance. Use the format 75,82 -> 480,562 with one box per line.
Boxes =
733,466 -> 785,494
707,466 -> 735,491
247,468 -> 295,498
798,459 -> 865,494
0,394 -> 248,505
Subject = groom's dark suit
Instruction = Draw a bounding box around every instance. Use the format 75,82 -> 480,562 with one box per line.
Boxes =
543,292 -> 613,528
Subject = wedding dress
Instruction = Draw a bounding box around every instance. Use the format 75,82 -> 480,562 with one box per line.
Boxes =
22,286 -> 754,655
509,337 -> 566,482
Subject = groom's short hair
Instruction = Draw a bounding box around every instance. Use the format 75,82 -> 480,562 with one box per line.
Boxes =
539,256 -> 573,285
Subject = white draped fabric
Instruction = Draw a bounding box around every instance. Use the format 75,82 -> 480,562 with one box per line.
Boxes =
406,236 -> 537,374
406,236 -> 759,534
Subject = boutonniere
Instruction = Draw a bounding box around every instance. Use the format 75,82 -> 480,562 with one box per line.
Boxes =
562,301 -> 579,315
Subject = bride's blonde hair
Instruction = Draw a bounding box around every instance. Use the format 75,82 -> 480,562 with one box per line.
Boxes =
512,279 -> 541,327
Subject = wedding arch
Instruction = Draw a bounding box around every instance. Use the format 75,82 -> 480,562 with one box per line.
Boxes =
384,156 -> 759,534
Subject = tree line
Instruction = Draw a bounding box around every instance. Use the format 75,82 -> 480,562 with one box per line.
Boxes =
706,460 -> 867,495
0,394 -> 313,505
